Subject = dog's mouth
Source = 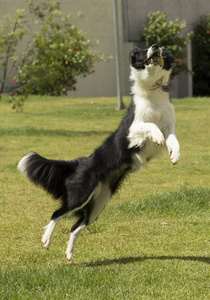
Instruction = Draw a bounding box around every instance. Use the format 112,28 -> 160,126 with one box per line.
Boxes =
146,52 -> 164,67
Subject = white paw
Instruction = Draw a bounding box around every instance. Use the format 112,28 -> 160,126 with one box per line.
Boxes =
42,236 -> 51,250
170,150 -> 180,165
166,135 -> 180,165
149,128 -> 165,146
65,252 -> 73,265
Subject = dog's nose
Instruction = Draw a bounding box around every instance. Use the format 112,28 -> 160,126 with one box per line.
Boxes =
152,44 -> 159,49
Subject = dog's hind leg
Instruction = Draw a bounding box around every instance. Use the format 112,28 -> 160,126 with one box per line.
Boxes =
42,207 -> 68,249
65,218 -> 86,265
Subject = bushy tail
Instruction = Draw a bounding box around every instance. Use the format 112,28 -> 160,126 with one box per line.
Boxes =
18,152 -> 77,199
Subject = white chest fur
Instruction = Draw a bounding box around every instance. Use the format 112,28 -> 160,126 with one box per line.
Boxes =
128,93 -> 177,170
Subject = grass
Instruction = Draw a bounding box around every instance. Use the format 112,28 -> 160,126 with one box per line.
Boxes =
0,95 -> 210,299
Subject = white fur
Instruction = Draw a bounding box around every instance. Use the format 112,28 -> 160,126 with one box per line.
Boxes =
65,180 -> 111,264
65,224 -> 86,265
88,181 -> 111,225
41,186 -> 104,251
128,57 -> 180,166
147,45 -> 162,59
42,218 -> 61,249
17,152 -> 34,176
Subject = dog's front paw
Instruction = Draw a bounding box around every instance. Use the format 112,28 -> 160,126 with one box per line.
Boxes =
166,135 -> 180,165
149,127 -> 165,146
170,149 -> 180,165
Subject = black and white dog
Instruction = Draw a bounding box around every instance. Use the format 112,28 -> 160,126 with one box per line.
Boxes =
18,45 -> 180,264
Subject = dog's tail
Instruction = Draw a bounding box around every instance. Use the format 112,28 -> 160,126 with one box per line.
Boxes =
18,152 -> 78,200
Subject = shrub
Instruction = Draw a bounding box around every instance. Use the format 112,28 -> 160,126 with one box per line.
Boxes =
0,0 -> 108,109
0,9 -> 26,96
191,14 -> 210,96
142,11 -> 188,76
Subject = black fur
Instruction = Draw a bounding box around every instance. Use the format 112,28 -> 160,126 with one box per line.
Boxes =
129,47 -> 175,71
21,99 -> 138,227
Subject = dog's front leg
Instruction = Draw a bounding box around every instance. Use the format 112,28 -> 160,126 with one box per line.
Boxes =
164,124 -> 180,165
128,122 -> 165,148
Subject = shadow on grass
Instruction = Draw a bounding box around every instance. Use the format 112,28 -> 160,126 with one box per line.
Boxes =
0,126 -> 111,137
85,255 -> 210,267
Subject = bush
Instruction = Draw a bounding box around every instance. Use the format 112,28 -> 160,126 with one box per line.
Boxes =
0,9 -> 26,96
191,14 -> 210,96
0,0 -> 108,109
142,11 -> 188,76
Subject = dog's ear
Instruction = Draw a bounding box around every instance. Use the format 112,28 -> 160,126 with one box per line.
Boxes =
129,47 -> 141,66
129,47 -> 147,69
162,48 -> 176,70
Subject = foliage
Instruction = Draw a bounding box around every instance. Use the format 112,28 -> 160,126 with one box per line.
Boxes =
0,9 -> 26,96
0,0 -> 108,109
191,14 -> 210,96
142,11 -> 188,76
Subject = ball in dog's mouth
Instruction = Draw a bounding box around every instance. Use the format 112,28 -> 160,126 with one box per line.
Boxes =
146,53 -> 164,67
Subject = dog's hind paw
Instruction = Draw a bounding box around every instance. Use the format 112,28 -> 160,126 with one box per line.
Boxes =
65,252 -> 74,265
42,236 -> 51,250
67,258 -> 74,265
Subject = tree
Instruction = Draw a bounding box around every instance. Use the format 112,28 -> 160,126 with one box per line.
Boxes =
191,14 -> 210,96
0,9 -> 26,97
0,0 -> 108,109
142,11 -> 188,77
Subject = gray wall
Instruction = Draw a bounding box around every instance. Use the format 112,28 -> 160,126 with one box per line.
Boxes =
122,0 -> 210,98
0,0 -> 210,98
122,0 -> 208,41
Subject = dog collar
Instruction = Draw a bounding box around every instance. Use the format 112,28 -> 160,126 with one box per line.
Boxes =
150,77 -> 169,92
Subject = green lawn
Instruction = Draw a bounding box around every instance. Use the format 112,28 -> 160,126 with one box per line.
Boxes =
0,96 -> 210,299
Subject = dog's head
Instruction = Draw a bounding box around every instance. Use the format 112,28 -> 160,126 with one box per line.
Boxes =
130,44 -> 175,71
129,45 -> 175,92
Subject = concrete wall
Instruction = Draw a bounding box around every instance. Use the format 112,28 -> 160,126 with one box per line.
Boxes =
0,0 -> 122,98
122,0 -> 209,41
122,0 -> 210,98
0,0 -> 210,98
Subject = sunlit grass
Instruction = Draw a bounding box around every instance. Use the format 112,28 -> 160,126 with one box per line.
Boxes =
0,96 -> 209,299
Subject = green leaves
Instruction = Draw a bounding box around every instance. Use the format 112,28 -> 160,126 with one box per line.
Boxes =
191,14 -> 210,96
142,11 -> 187,76
0,0 -> 108,109
0,9 -> 27,99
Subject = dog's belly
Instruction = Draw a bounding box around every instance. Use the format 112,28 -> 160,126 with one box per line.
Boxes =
88,181 -> 112,225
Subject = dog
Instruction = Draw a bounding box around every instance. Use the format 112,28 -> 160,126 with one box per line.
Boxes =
18,44 -> 180,264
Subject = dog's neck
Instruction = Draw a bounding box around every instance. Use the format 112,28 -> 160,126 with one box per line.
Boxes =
130,67 -> 170,98
130,67 -> 171,97
150,76 -> 169,92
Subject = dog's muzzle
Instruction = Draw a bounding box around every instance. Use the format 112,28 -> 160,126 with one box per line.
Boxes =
146,45 -> 164,67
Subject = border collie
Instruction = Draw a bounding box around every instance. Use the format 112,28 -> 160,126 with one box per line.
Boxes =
18,45 -> 180,264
